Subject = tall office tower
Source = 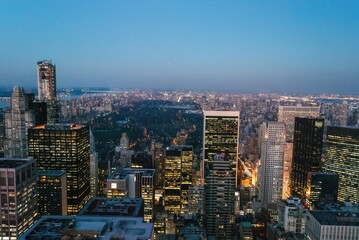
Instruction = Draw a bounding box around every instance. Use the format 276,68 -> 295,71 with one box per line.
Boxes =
306,172 -> 339,208
89,129 -> 98,197
164,145 -> 193,214
38,170 -> 67,216
28,124 -> 91,215
151,141 -> 165,189
37,60 -> 58,123
291,118 -> 324,198
107,168 -> 155,223
258,122 -> 286,206
339,101 -> 348,126
322,126 -> 359,202
203,111 -> 240,187
0,158 -> 38,238
278,105 -> 321,142
4,86 -> 36,158
278,105 -> 320,199
278,197 -> 306,234
205,154 -> 235,240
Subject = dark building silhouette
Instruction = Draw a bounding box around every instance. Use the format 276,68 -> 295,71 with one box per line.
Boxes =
306,172 -> 339,208
291,117 -> 324,198
38,170 -> 67,216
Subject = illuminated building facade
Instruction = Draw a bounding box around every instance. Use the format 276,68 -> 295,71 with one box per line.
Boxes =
203,111 -> 240,187
283,142 -> 293,198
205,154 -> 235,240
291,118 -> 324,198
0,158 -> 38,239
38,170 -> 67,216
306,172 -> 339,208
322,126 -> 359,202
37,60 -> 58,123
28,124 -> 91,215
164,145 -> 193,214
259,122 -> 286,206
107,168 -> 155,222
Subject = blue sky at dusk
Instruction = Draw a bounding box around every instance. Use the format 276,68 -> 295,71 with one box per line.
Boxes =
0,1 -> 358,94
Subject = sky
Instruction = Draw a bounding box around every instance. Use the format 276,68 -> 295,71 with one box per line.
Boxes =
0,1 -> 358,94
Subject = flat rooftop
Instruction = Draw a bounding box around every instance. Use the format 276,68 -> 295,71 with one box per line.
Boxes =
79,197 -> 144,217
32,123 -> 86,130
109,168 -> 155,180
309,211 -> 359,226
19,216 -> 153,240
0,158 -> 33,169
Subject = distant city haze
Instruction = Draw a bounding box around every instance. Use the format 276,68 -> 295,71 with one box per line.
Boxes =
0,1 -> 358,94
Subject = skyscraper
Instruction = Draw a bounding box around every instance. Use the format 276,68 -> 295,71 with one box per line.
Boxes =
203,111 -> 240,187
259,122 -> 286,206
38,170 -> 67,216
4,86 -> 35,158
205,153 -> 235,240
322,126 -> 359,202
89,129 -> 98,198
278,105 -> 320,198
37,60 -> 58,123
291,118 -> 324,198
0,157 -> 38,238
164,145 -> 193,214
28,124 -> 91,215
278,105 -> 321,142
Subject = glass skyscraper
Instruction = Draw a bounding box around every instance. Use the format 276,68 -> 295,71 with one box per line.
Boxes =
203,111 -> 240,187
323,126 -> 359,202
291,117 -> 324,198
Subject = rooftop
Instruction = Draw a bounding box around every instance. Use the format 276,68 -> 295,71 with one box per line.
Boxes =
0,158 -> 33,169
32,123 -> 86,130
19,216 -> 153,240
309,211 -> 359,226
109,168 -> 155,180
79,197 -> 144,217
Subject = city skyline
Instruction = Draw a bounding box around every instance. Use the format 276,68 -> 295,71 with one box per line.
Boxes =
1,1 -> 359,94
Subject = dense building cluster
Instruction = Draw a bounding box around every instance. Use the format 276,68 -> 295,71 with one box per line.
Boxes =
0,61 -> 359,239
